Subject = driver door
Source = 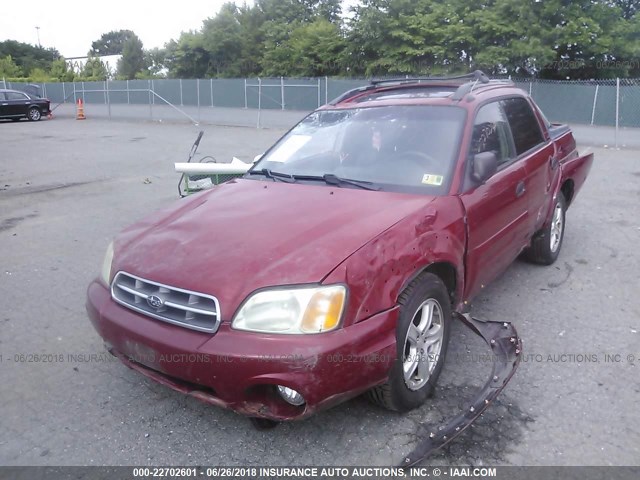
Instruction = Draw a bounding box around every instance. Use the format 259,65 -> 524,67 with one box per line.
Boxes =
5,91 -> 31,117
460,101 -> 531,301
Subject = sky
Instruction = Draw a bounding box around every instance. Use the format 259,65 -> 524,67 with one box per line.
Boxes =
0,1 -> 244,58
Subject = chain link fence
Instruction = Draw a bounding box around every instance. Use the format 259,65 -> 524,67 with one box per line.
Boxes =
3,76 -> 640,130
512,78 -> 640,128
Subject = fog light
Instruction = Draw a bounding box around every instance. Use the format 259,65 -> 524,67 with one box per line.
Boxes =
277,385 -> 305,406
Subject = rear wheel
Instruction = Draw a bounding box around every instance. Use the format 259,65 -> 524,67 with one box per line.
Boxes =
27,107 -> 41,121
525,193 -> 566,265
367,273 -> 451,412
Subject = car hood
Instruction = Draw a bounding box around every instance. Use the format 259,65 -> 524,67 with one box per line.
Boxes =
113,179 -> 434,320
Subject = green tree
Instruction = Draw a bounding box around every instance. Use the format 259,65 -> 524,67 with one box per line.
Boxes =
117,34 -> 145,79
257,0 -> 315,24
259,0 -> 345,75
29,68 -> 50,82
275,19 -> 346,76
536,0 -> 638,78
202,3 -> 244,76
142,48 -> 167,77
617,10 -> 640,76
317,0 -> 342,23
343,0 -> 638,79
344,0 -> 388,76
345,0 -> 441,76
235,4 -> 267,75
609,0 -> 640,19
0,55 -> 22,77
164,0 -> 349,78
160,0 -> 639,80
466,0 -> 555,76
49,58 -> 74,81
165,32 -> 210,78
260,20 -> 300,75
81,56 -> 109,80
0,40 -> 60,76
90,30 -> 136,56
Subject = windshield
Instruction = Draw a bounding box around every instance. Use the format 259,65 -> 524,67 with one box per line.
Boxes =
252,105 -> 466,194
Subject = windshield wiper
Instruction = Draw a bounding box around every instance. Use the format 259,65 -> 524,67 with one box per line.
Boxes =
322,174 -> 379,190
247,168 -> 296,183
248,170 -> 378,190
297,173 -> 379,191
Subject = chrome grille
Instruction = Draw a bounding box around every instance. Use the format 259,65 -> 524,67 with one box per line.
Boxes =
111,272 -> 220,333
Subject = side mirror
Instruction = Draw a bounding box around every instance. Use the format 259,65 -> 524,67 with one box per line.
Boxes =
253,153 -> 263,163
472,151 -> 498,184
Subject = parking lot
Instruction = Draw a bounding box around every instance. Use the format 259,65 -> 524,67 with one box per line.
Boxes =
0,115 -> 638,467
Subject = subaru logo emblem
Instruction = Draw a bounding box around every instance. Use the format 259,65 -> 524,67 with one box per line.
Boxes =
147,295 -> 164,309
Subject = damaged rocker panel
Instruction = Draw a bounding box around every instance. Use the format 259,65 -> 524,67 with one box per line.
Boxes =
401,313 -> 522,467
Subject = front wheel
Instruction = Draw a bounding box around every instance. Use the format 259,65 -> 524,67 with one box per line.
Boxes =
367,273 -> 451,412
27,107 -> 41,121
525,193 -> 566,265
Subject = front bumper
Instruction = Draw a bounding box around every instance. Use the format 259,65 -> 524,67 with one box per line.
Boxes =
401,314 -> 522,466
86,280 -> 398,420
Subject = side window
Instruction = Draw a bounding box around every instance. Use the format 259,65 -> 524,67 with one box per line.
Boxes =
470,101 -> 513,167
6,92 -> 27,100
501,97 -> 544,155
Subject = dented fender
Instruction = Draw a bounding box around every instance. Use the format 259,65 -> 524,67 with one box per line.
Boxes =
401,313 -> 522,467
323,196 -> 467,325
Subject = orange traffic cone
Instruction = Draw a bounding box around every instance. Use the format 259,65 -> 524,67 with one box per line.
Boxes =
76,98 -> 86,120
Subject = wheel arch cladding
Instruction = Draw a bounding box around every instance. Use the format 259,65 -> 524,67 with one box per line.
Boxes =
561,179 -> 575,206
418,262 -> 457,305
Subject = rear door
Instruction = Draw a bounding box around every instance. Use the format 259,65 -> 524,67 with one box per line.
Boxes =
460,100 -> 531,301
501,97 -> 556,233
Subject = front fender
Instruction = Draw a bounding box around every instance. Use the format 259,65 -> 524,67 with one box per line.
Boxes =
323,197 -> 466,325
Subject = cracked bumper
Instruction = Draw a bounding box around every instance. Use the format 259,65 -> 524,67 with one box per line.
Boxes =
86,280 -> 398,420
402,313 -> 522,466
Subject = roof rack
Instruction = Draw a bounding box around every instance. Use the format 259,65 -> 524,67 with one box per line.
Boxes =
327,71 -> 514,105
328,84 -> 377,105
370,70 -> 491,86
451,78 -> 514,100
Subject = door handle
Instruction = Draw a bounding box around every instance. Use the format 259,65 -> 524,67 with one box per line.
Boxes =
515,181 -> 526,197
549,155 -> 559,170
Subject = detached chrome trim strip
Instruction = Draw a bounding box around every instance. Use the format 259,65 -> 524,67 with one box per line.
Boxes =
110,271 -> 221,334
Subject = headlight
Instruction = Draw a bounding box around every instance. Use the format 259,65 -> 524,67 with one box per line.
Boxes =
232,285 -> 346,334
100,241 -> 114,286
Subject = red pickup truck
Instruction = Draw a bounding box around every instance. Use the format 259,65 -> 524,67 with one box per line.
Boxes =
87,72 -> 592,432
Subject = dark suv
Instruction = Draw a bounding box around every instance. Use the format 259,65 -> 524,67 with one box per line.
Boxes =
0,89 -> 51,121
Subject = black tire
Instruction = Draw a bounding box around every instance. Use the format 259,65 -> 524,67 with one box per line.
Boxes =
525,193 -> 566,265
27,107 -> 41,122
367,273 -> 451,412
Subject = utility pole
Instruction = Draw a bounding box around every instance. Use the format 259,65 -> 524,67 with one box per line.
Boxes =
35,26 -> 41,47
